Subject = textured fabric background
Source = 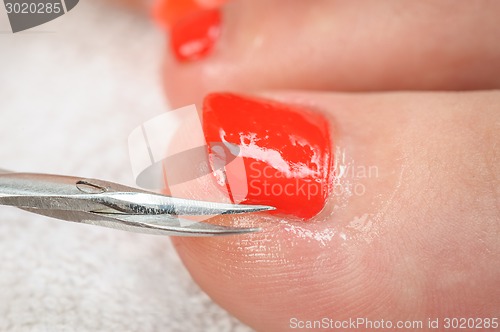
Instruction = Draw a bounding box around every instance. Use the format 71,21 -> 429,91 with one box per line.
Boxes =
0,2 -> 250,331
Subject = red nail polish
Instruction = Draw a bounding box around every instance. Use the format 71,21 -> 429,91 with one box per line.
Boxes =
152,0 -> 201,30
203,93 -> 333,220
170,8 -> 221,62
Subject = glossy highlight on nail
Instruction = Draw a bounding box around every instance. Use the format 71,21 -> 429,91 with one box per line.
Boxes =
170,8 -> 221,62
202,93 -> 333,220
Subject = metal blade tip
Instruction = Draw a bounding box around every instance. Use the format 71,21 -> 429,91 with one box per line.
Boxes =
223,204 -> 276,214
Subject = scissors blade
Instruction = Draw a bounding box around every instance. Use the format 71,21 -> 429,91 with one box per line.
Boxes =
0,172 -> 274,215
97,192 -> 274,215
1,171 -> 271,236
21,207 -> 261,236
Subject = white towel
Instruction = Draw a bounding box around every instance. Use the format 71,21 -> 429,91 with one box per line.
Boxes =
0,2 -> 251,331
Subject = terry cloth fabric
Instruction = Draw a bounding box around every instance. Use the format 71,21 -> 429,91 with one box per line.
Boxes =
0,2 -> 251,331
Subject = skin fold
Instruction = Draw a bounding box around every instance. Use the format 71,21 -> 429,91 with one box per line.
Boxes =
157,0 -> 500,330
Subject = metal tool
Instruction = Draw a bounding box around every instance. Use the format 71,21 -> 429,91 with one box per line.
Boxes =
0,169 -> 273,236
